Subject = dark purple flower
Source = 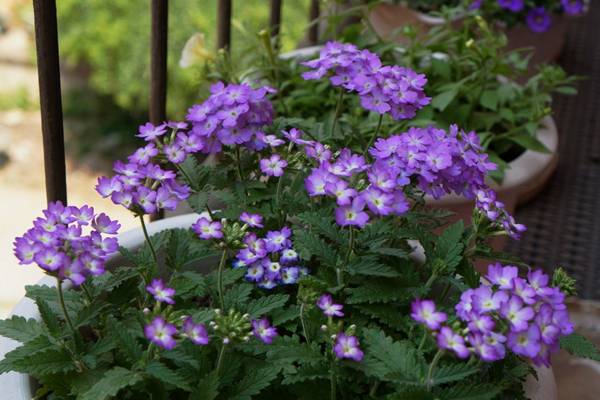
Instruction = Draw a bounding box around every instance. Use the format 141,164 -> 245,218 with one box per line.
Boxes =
317,294 -> 344,317
183,317 -> 209,345
561,0 -> 584,15
411,299 -> 447,330
265,227 -> 292,252
497,0 -> 524,12
145,316 -> 177,350
333,333 -> 364,361
281,266 -> 300,284
146,278 -> 176,304
526,7 -> 552,33
192,217 -> 223,240
252,318 -> 278,344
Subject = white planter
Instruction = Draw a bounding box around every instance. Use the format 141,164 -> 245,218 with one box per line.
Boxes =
0,212 -> 558,399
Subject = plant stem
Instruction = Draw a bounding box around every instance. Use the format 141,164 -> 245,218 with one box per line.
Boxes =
215,344 -> 226,375
337,227 -> 355,286
56,277 -> 76,333
175,163 -> 194,188
366,114 -> 384,152
300,303 -> 310,344
426,350 -> 444,391
81,283 -> 93,304
417,327 -> 427,351
331,88 -> 344,137
235,147 -> 244,181
139,215 -> 158,267
275,176 -> 285,224
217,248 -> 228,310
330,363 -> 337,400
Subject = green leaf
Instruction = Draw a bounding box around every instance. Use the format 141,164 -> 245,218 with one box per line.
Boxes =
25,285 -> 81,315
554,86 -> 577,95
244,294 -> 289,318
146,360 -> 192,391
0,335 -> 76,375
281,362 -> 329,385
560,333 -> 600,361
166,228 -> 194,271
224,283 -> 254,311
479,90 -> 498,111
79,367 -> 143,400
107,316 -> 143,364
430,363 -> 478,385
293,229 -> 340,267
346,256 -> 400,277
436,383 -> 501,400
190,371 -> 220,400
0,315 -> 44,343
435,221 -> 465,270
347,278 -> 424,304
369,247 -> 408,259
227,364 -> 281,400
296,210 -> 348,245
508,133 -> 550,153
266,336 -> 324,366
432,89 -> 458,111
36,297 -> 61,337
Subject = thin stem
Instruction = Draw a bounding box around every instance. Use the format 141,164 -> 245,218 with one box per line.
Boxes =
424,272 -> 438,291
300,303 -> 310,344
366,114 -> 384,152
369,381 -> 380,398
235,147 -> 244,181
56,277 -> 76,333
139,215 -> 158,266
417,326 -> 427,351
337,227 -> 355,286
81,283 -> 93,304
275,176 -> 285,224
426,350 -> 444,391
217,248 -> 228,310
331,87 -> 344,137
215,344 -> 226,375
330,363 -> 337,400
174,163 -> 194,188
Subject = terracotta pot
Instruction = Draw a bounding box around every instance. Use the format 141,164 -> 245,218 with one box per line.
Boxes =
368,3 -> 568,67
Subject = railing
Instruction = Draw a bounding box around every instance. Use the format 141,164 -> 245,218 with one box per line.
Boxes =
32,0 -> 321,216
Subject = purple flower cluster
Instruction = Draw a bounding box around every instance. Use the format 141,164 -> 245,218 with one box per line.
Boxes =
144,315 -> 209,350
96,122 -> 191,215
412,264 -> 573,367
475,188 -> 527,239
234,216 -> 307,289
13,202 -> 120,286
186,82 -> 275,153
302,41 -> 429,120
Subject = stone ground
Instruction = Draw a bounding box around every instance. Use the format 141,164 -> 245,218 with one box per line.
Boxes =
0,3 -> 599,398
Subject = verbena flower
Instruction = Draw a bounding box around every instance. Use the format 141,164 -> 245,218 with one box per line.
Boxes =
302,41 -> 429,120
412,264 -> 573,367
183,317 -> 209,345
192,217 -> 223,240
252,318 -> 278,344
410,299 -> 447,330
526,7 -> 552,33
146,278 -> 176,304
333,333 -> 364,361
13,202 -> 120,286
259,154 -> 288,177
561,0 -> 584,15
497,0 -> 524,12
240,212 -> 263,228
317,294 -> 344,317
145,316 -> 177,350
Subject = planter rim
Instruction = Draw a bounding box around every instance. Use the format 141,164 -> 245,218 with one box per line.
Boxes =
429,115 -> 558,206
0,213 -> 202,400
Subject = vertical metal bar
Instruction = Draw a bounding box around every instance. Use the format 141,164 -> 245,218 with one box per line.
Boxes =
309,0 -> 319,45
150,0 -> 168,221
217,0 -> 232,50
270,0 -> 282,38
32,0 -> 67,204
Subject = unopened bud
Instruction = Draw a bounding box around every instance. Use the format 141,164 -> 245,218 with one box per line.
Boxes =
321,325 -> 328,331
143,308 -> 150,314
223,337 -> 230,344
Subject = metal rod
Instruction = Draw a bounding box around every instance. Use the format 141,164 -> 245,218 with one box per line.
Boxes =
217,0 -> 232,50
309,0 -> 319,45
150,0 -> 168,221
32,0 -> 67,204
270,0 -> 282,38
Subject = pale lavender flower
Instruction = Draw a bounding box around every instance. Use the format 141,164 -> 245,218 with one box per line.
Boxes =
146,278 -> 176,304
252,318 -> 278,344
317,294 -> 344,317
334,333 -> 364,361
145,316 -> 177,350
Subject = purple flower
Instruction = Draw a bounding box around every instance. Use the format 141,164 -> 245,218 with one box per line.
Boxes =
240,212 -> 263,228
265,227 -> 291,252
129,143 -> 159,165
507,324 -> 541,358
305,168 -> 333,197
472,286 -> 509,314
95,176 -> 122,198
137,122 -> 166,141
245,263 -> 265,282
497,0 -> 524,12
526,7 -> 552,33
146,278 -> 176,304
92,213 -> 121,234
317,294 -> 344,317
411,299 -> 447,330
192,217 -> 223,240
335,197 -> 369,228
280,248 -> 298,264
325,179 -> 357,206
500,296 -> 534,332
259,154 -> 287,177
60,259 -> 86,286
281,266 -> 300,284
252,318 -> 278,344
145,316 -> 177,350
333,333 -> 364,362
437,326 -> 470,359
486,263 -> 518,289
183,317 -> 209,345
562,0 -> 584,15
469,332 -> 504,361
361,187 -> 393,216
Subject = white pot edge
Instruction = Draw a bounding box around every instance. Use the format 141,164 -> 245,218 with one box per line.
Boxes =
430,115 -> 558,206
0,213 -> 201,399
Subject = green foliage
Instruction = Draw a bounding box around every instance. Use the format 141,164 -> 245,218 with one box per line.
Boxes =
79,367 -> 143,400
560,333 -> 600,361
0,316 -> 44,343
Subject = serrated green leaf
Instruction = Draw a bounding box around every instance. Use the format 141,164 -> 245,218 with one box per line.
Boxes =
560,333 -> 600,361
346,256 -> 400,277
35,297 -> 61,337
479,90 -> 498,111
296,210 -> 348,245
370,247 -> 409,259
0,315 -> 44,343
244,294 -> 289,318
25,285 -> 81,315
436,383 -> 501,400
281,362 -> 329,385
146,360 -> 192,391
107,316 -> 143,364
227,364 -> 281,400
430,363 -> 478,385
293,229 -> 340,267
266,336 -> 324,366
0,335 -> 76,375
79,367 -> 143,400
224,283 -> 254,311
190,371 -> 220,400
347,279 -> 424,304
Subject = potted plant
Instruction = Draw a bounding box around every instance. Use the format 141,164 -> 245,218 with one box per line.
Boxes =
368,0 -> 588,68
1,41 -> 598,400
